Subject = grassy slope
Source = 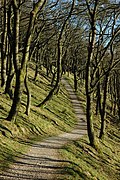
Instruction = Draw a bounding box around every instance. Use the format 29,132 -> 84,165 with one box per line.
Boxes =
60,74 -> 120,180
0,64 -> 77,171
0,69 -> 119,179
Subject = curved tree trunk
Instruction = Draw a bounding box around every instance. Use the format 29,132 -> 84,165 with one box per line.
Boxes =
7,0 -> 47,121
24,68 -> 31,116
37,0 -> 75,107
37,38 -> 62,107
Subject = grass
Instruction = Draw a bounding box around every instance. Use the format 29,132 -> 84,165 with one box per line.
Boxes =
0,64 -> 77,171
0,68 -> 119,179
60,130 -> 120,180
59,74 -> 120,180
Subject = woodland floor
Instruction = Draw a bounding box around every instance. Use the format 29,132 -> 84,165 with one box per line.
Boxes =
0,79 -> 87,180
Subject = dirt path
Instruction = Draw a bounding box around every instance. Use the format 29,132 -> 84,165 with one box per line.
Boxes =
0,79 -> 87,180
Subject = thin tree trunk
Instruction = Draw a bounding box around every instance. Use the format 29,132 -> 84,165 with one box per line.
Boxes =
73,64 -> 77,92
99,74 -> 109,139
5,42 -> 14,99
37,0 -> 75,107
24,67 -> 31,115
37,39 -> 62,107
95,69 -> 102,115
7,69 -> 22,121
1,0 -> 7,87
51,70 -> 56,87
33,50 -> 39,81
34,64 -> 39,81
5,73 -> 14,99
7,0 -> 47,121
116,72 -> 120,120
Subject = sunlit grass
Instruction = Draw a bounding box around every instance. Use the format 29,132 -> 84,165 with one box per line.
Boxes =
0,65 -> 77,171
60,75 -> 120,180
0,68 -> 119,179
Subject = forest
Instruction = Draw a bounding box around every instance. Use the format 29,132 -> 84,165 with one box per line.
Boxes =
0,0 -> 120,179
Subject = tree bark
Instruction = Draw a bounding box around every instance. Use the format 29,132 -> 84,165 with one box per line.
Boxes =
7,69 -> 22,121
73,65 -> 77,92
85,0 -> 98,147
24,67 -> 31,116
86,48 -> 96,146
95,69 -> 102,116
99,74 -> 109,139
5,40 -> 14,99
116,71 -> 120,120
37,0 -> 75,107
7,0 -> 47,121
1,0 -> 7,87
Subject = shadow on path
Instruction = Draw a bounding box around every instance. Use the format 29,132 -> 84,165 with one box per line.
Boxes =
0,79 -> 87,180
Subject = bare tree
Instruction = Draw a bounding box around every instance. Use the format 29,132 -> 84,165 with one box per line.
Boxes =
7,0 -> 47,121
37,0 -> 75,107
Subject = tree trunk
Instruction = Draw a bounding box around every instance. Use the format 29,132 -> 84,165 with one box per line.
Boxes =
51,70 -> 56,87
99,74 -> 109,139
7,70 -> 22,121
74,66 -> 77,92
37,0 -> 75,107
116,72 -> 120,120
1,0 -> 7,87
95,69 -> 102,115
33,64 -> 39,81
5,73 -> 14,99
85,0 -> 98,147
24,68 -> 31,115
37,39 -> 62,107
86,55 -> 96,147
7,0 -> 47,121
5,43 -> 14,99
7,0 -> 20,121
86,93 -> 96,146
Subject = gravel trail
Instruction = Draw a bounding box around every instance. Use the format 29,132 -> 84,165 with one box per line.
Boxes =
0,79 -> 87,180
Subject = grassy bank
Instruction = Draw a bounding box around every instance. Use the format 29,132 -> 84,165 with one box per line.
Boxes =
0,65 -> 77,171
0,69 -> 119,179
60,75 -> 120,180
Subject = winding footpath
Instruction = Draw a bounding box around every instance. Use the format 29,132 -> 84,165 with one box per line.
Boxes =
0,79 -> 87,180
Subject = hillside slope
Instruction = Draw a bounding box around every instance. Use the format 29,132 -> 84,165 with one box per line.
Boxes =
59,75 -> 120,180
0,67 -> 119,180
0,65 -> 77,171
